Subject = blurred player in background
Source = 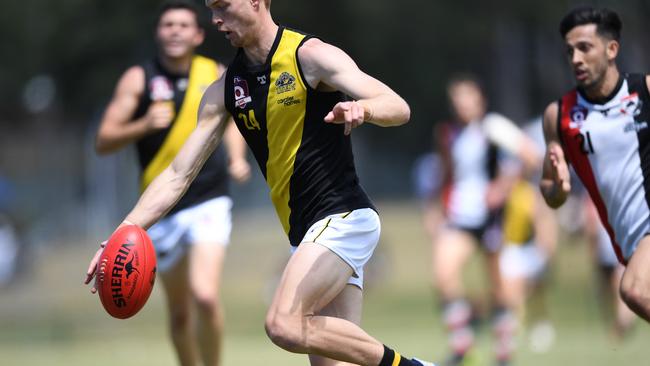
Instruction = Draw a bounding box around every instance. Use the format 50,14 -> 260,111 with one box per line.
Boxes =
88,0 -> 435,365
94,1 -> 250,365
583,197 -> 637,339
432,75 -> 539,366
498,146 -> 557,353
540,6 -> 650,322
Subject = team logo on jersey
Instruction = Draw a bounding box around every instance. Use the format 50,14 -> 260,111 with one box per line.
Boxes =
569,105 -> 589,128
150,76 -> 174,101
234,76 -> 253,109
275,72 -> 296,94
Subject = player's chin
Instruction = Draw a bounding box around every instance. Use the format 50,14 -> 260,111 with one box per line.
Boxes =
164,45 -> 191,58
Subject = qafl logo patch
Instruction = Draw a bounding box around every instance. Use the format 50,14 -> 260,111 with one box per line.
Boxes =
234,77 -> 252,109
275,72 -> 296,94
150,76 -> 174,101
569,105 -> 589,128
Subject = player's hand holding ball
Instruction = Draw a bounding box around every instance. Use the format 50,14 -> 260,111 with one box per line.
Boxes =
85,222 -> 157,319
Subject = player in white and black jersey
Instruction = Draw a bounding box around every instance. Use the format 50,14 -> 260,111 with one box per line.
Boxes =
541,6 -> 650,322
432,75 -> 540,366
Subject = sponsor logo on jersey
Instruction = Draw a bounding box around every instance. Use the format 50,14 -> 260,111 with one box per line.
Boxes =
620,93 -> 642,117
176,78 -> 189,91
234,77 -> 253,109
569,105 -> 589,128
257,75 -> 267,85
275,72 -> 296,94
623,121 -> 648,133
277,96 -> 301,106
150,76 -> 174,101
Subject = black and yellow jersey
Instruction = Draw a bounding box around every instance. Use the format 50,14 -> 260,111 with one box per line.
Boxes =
224,26 -> 375,246
133,55 -> 229,215
503,179 -> 535,245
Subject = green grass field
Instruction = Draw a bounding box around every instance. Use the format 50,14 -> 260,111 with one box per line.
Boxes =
0,201 -> 648,365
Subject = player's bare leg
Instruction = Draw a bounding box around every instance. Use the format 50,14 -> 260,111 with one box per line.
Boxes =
265,242 -> 383,364
264,242 -> 430,366
161,255 -> 199,366
486,250 -> 506,307
432,229 -> 475,300
189,242 -> 226,366
309,284 -> 363,366
501,274 -> 527,323
606,265 -> 636,338
432,229 -> 476,363
486,250 -> 516,365
620,236 -> 650,322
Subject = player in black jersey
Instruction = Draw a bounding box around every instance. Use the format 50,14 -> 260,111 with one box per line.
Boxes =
93,2 -> 249,365
86,0 -> 434,365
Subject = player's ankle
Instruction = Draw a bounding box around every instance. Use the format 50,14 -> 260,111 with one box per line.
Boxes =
379,345 -> 431,366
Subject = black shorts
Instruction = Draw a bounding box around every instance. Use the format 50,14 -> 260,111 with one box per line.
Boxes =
448,212 -> 503,253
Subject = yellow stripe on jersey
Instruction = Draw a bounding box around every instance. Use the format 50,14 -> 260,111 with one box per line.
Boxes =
503,180 -> 535,245
140,55 -> 218,191
265,29 -> 308,234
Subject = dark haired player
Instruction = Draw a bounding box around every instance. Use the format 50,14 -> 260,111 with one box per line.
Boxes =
93,1 -> 250,365
540,6 -> 650,322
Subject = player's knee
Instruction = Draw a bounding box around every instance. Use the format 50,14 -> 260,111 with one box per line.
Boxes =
193,291 -> 220,315
264,312 -> 305,352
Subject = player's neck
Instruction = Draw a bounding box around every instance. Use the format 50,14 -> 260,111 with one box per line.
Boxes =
158,53 -> 193,75
243,18 -> 278,66
582,67 -> 621,102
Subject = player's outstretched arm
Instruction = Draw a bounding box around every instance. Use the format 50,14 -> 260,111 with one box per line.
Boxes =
95,67 -> 175,155
123,78 -> 230,228
85,79 -> 229,291
298,39 -> 410,135
540,102 -> 571,208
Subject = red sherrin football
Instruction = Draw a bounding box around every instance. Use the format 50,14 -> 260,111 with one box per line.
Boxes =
97,225 -> 156,319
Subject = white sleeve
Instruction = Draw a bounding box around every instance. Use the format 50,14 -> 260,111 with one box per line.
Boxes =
481,112 -> 524,155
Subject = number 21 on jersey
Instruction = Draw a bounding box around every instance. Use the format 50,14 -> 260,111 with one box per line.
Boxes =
575,131 -> 595,154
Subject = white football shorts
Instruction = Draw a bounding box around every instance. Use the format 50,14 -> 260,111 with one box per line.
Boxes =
148,196 -> 233,272
296,208 -> 380,289
499,242 -> 547,280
